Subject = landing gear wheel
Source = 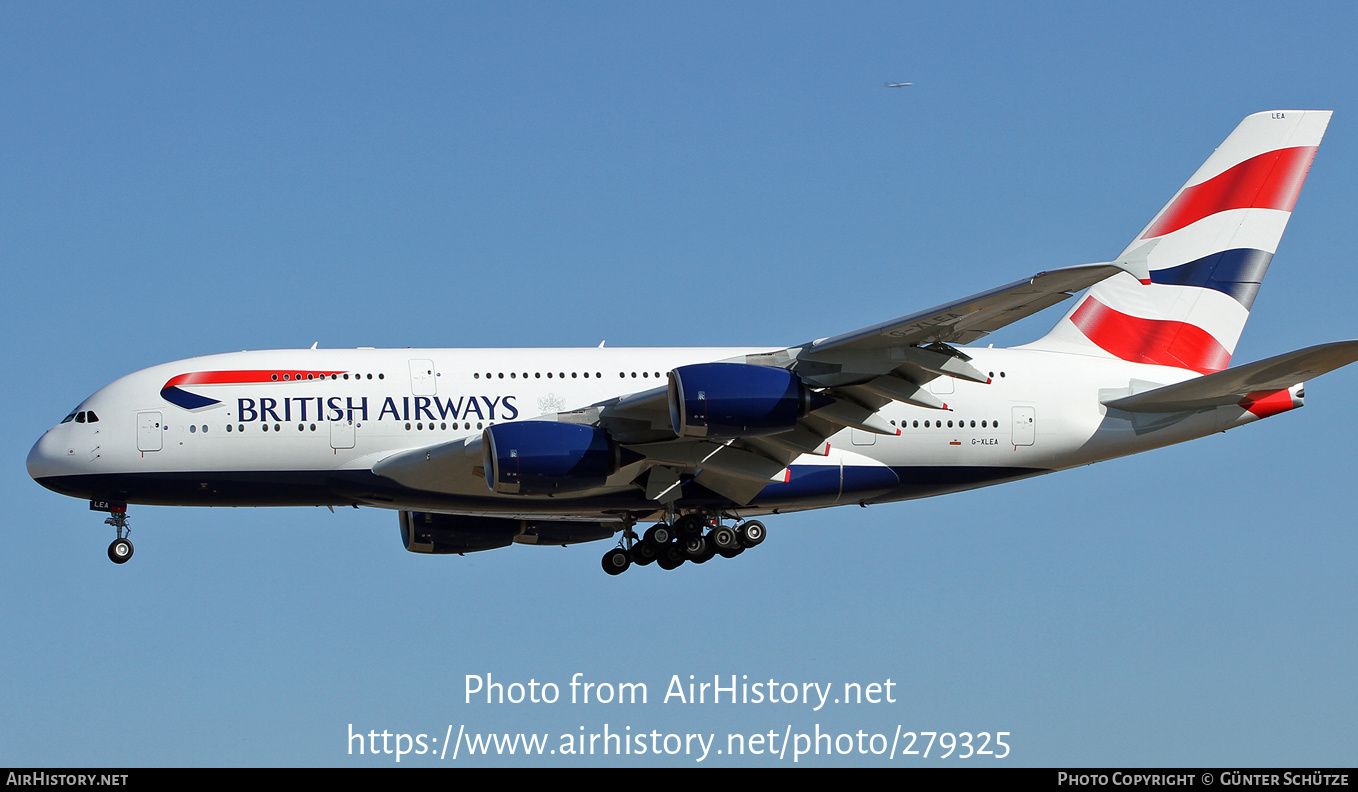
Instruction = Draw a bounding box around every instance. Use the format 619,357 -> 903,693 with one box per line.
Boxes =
602,547 -> 631,575
632,539 -> 658,566
658,543 -> 687,570
737,520 -> 766,548
717,543 -> 745,559
644,524 -> 672,545
710,525 -> 739,551
690,538 -> 717,564
656,551 -> 680,570
674,513 -> 706,538
683,535 -> 708,558
108,538 -> 134,564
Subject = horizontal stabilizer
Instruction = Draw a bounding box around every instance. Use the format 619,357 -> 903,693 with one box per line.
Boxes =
1103,340 -> 1358,413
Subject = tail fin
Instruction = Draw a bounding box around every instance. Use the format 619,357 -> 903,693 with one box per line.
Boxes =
1030,110 -> 1331,373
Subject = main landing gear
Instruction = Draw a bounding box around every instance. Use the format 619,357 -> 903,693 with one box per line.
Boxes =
95,501 -> 134,564
600,512 -> 766,576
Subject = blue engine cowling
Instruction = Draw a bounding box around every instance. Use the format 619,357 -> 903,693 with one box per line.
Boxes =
668,362 -> 830,439
483,421 -> 622,495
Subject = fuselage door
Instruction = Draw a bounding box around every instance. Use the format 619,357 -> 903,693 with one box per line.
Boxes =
331,417 -> 355,450
137,411 -> 163,452
1012,406 -> 1035,446
410,359 -> 437,397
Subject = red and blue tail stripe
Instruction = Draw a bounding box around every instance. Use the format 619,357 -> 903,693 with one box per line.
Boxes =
1145,248 -> 1273,310
1068,298 -> 1231,375
1141,146 -> 1318,239
1032,111 -> 1331,375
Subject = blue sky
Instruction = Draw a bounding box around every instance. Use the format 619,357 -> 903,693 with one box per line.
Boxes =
3,2 -> 1355,766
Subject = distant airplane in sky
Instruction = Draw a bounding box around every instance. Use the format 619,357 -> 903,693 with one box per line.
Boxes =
28,111 -> 1357,576
885,82 -> 913,88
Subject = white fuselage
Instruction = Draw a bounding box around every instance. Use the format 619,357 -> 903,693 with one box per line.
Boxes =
27,344 -> 1277,523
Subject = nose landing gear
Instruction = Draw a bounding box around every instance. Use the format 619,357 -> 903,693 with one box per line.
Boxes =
108,535 -> 134,564
93,500 -> 133,564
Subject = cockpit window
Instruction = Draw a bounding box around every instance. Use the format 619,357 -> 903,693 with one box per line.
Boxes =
60,409 -> 98,424
86,411 -> 98,423
75,412 -> 86,423
61,411 -> 77,424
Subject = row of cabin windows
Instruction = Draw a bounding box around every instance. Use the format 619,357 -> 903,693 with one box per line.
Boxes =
190,418 -> 995,437
172,414 -> 1008,435
186,421 -> 492,434
891,418 -> 1000,429
270,373 -> 384,381
474,371 -> 664,380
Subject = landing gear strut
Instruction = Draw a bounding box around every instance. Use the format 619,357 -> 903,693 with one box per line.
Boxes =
103,505 -> 133,564
601,518 -> 640,576
597,511 -> 768,576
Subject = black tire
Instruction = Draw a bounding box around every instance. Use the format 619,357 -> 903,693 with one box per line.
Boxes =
738,520 -> 766,548
683,535 -> 707,558
717,544 -> 745,559
632,539 -> 658,566
691,540 -> 717,564
657,546 -> 683,570
108,538 -> 134,564
644,524 -> 671,545
602,547 -> 631,576
663,543 -> 688,569
674,513 -> 706,538
710,526 -> 738,550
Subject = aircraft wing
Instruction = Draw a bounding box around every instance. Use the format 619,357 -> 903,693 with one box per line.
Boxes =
584,261 -> 1139,504
375,261 -> 1139,506
795,262 -> 1133,357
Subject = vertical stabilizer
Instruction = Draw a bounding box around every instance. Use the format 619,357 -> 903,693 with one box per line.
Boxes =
1029,110 -> 1331,373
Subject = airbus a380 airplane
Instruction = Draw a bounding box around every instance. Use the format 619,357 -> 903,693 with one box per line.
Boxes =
27,110 -> 1358,576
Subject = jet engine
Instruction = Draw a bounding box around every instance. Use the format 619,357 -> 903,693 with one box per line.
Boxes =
667,362 -> 831,439
482,421 -> 623,495
399,511 -> 616,554
399,511 -> 518,554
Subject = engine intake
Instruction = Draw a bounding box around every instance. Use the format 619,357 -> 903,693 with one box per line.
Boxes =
668,362 -> 830,439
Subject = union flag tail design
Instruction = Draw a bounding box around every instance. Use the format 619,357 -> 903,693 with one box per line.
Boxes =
1032,110 -> 1331,373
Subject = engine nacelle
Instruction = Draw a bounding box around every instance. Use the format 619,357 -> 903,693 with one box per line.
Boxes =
399,511 -> 518,554
668,362 -> 830,439
399,511 -> 617,554
482,421 -> 621,495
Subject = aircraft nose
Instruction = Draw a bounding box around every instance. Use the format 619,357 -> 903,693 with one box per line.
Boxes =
27,429 -> 73,484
